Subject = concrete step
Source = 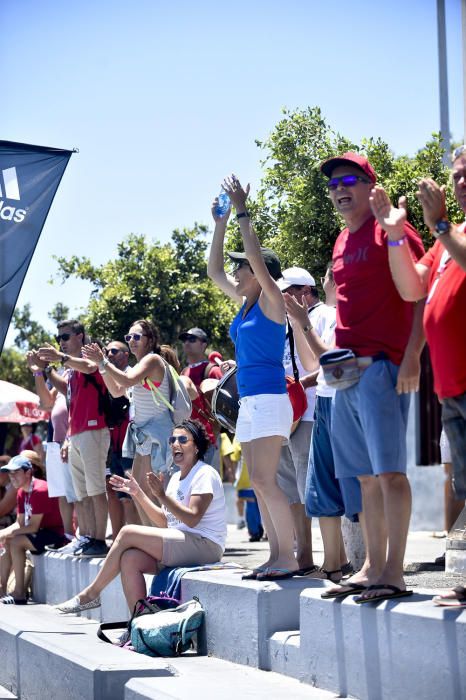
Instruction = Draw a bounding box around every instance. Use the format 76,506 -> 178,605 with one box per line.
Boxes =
32,551 -> 153,622
0,603 -> 177,700
295,587 -> 466,700
124,656 -> 337,700
0,685 -> 16,699
180,569 -> 328,669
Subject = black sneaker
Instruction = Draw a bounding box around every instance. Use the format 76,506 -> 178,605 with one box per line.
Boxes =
79,539 -> 109,558
73,537 -> 94,556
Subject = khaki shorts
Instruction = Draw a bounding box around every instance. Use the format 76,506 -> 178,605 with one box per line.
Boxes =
161,529 -> 223,567
69,428 -> 110,499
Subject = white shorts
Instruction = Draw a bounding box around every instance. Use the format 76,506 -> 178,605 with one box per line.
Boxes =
235,393 -> 293,444
440,429 -> 451,463
45,442 -> 77,503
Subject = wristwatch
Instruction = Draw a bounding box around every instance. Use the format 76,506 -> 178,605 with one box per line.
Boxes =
302,324 -> 312,333
60,354 -> 70,365
433,219 -> 451,238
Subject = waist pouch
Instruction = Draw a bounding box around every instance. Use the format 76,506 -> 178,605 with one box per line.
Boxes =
320,349 -> 382,390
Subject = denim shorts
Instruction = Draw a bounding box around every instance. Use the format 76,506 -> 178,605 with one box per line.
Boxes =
331,359 -> 410,478
441,391 -> 466,499
305,396 -> 361,519
235,393 -> 293,444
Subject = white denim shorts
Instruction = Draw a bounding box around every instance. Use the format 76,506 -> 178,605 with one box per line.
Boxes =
235,393 -> 293,444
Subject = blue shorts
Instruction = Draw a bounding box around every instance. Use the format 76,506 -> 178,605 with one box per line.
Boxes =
305,396 -> 361,519
331,360 -> 410,478
442,391 -> 466,499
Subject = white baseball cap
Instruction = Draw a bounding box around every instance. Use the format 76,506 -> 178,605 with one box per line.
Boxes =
277,267 -> 316,291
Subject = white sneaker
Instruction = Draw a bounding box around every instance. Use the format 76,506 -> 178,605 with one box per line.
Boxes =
55,595 -> 101,614
57,535 -> 90,554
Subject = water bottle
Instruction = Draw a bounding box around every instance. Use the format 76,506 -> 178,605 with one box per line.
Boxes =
215,191 -> 230,217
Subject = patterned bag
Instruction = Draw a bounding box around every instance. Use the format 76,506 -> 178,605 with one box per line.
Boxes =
97,593 -> 180,646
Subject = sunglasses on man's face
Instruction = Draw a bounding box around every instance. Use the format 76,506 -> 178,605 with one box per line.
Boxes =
327,175 -> 370,190
168,435 -> 192,445
183,336 -> 200,343
105,347 -> 121,356
124,333 -> 146,342
55,333 -> 73,342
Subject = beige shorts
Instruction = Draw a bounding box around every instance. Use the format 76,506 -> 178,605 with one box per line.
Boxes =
161,529 -> 223,567
69,428 -> 110,499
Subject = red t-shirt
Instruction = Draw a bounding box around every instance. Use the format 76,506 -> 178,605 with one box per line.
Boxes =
420,232 -> 466,399
19,434 -> 41,452
182,361 -> 223,444
333,216 -> 425,365
67,369 -> 108,436
17,478 -> 64,536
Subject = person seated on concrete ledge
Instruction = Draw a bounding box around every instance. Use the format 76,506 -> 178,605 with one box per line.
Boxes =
55,420 -> 226,614
0,455 -> 65,605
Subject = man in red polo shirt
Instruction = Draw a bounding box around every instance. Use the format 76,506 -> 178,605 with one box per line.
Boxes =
375,146 -> 466,608
0,455 -> 64,604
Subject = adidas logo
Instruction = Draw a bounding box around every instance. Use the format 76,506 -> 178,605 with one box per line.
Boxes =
0,166 -> 27,223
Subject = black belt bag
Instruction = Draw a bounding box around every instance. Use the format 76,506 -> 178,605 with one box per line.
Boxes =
320,349 -> 383,390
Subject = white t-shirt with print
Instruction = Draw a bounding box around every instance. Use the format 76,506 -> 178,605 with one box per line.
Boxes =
283,301 -> 328,421
163,461 -> 226,549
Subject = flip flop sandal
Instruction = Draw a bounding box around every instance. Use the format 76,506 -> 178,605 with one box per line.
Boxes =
433,585 -> 466,608
321,582 -> 367,600
354,584 -> 413,604
0,595 -> 28,605
256,568 -> 297,581
241,566 -> 268,580
294,565 -> 319,577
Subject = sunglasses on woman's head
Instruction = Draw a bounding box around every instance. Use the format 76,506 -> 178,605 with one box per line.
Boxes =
124,333 -> 146,342
326,175 -> 370,190
168,435 -> 191,445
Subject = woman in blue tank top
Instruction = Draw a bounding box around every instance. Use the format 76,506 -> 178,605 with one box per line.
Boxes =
208,175 -> 297,580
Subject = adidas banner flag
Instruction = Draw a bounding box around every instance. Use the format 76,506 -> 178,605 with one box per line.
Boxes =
0,140 -> 73,354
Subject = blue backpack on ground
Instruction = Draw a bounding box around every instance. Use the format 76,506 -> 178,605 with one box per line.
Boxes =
131,597 -> 204,657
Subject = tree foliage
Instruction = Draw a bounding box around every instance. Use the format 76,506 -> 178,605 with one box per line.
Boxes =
226,106 -> 462,286
54,226 -> 236,357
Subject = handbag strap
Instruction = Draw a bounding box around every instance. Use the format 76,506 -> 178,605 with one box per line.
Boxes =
97,620 -> 129,644
287,321 -> 300,383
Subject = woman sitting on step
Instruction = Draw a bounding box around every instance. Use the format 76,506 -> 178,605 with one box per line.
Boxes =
56,420 -> 226,614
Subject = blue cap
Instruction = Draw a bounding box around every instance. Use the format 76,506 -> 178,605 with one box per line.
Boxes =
0,455 -> 33,472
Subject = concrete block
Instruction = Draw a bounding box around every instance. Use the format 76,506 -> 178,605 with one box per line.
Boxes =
0,685 -> 16,699
124,655 -> 336,700
180,570 -> 327,670
268,630 -> 303,679
300,587 -> 466,700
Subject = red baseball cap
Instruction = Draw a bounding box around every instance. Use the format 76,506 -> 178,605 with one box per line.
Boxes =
320,152 -> 377,183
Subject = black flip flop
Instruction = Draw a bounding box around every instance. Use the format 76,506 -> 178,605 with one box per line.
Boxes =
294,565 -> 319,577
354,584 -> 413,604
256,568 -> 297,581
321,582 -> 367,599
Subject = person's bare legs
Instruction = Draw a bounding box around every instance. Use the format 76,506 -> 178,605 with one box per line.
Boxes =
77,525 -> 164,603
359,472 -> 411,599
0,543 -> 12,596
131,454 -> 153,526
248,436 -> 298,573
242,442 -> 278,571
290,503 -> 313,570
319,516 -> 344,580
120,548 -> 159,611
106,480 -> 125,538
8,536 -> 33,598
92,492 -> 109,541
444,463 -> 465,531
122,498 -> 141,525
58,497 -> 75,537
75,497 -> 94,538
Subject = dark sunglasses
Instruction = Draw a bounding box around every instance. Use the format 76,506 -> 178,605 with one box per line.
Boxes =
183,336 -> 199,343
168,435 -> 191,445
104,347 -> 121,356
327,175 -> 370,190
55,333 -> 73,342
124,333 -> 147,342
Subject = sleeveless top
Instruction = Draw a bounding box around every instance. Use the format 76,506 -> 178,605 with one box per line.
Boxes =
129,364 -> 170,425
229,300 -> 286,398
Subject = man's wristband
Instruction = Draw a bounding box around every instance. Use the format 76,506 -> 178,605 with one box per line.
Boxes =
236,211 -> 250,220
387,235 -> 407,247
32,370 -> 43,377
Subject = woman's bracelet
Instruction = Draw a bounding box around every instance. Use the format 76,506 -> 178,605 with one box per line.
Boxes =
236,211 -> 250,220
387,235 -> 407,247
32,370 -> 44,377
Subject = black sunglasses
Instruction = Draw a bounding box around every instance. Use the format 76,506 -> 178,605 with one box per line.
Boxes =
55,332 -> 73,342
104,347 -> 121,356
124,333 -> 147,342
183,336 -> 200,343
168,435 -> 191,445
327,175 -> 370,190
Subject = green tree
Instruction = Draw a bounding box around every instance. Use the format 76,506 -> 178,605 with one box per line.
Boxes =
12,304 -> 55,351
54,226 -> 236,357
226,106 -> 462,286
0,347 -> 34,391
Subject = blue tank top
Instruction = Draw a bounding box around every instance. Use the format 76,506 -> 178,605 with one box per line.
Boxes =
229,300 -> 287,398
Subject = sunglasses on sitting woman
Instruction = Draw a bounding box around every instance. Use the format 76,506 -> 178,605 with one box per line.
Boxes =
327,175 -> 370,190
124,333 -> 147,342
168,435 -> 192,445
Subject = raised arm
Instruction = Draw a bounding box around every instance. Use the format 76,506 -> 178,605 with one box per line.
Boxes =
26,351 -> 57,410
207,195 -> 243,303
223,175 -> 284,321
284,294 -> 330,369
38,343 -> 99,375
369,186 -> 429,301
82,343 -> 165,389
417,178 -> 466,272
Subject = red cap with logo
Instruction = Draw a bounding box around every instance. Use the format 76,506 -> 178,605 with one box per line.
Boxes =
320,152 -> 377,184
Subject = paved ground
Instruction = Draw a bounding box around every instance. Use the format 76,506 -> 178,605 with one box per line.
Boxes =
222,522 -> 464,591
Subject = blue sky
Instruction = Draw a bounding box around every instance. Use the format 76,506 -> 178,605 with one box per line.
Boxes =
2,0 -> 463,344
